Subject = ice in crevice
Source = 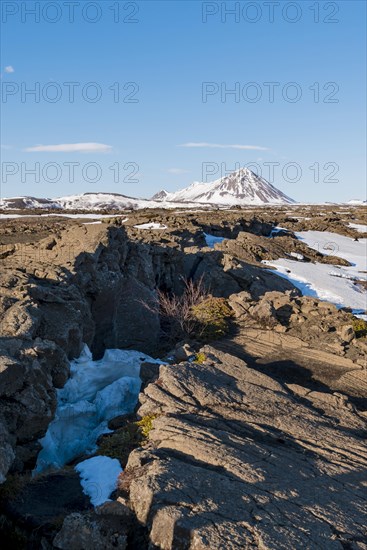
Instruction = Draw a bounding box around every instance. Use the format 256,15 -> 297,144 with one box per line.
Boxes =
35,345 -> 161,474
204,232 -> 225,248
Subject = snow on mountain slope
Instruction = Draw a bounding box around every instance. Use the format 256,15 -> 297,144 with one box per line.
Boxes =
57,192 -> 147,210
347,199 -> 367,205
0,192 -> 199,212
0,196 -> 62,210
153,168 -> 295,205
0,193 -> 155,211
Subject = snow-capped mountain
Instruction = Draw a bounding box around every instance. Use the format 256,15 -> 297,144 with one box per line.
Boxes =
0,168 -> 295,212
153,167 -> 295,205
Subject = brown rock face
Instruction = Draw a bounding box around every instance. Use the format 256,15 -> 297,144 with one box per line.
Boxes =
53,501 -> 133,550
125,347 -> 367,549
0,222 -> 300,481
225,290 -> 366,367
0,225 -> 166,478
1,211 -> 366,548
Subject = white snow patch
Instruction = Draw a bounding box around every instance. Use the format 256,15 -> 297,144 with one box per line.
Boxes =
133,222 -> 167,230
347,199 -> 366,205
296,231 -> 366,271
35,346 -> 161,473
204,233 -> 225,248
269,226 -> 290,237
75,456 -> 122,507
348,223 -> 367,233
289,252 -> 304,260
263,230 -> 367,317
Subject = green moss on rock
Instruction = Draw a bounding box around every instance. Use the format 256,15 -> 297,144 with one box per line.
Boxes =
194,352 -> 207,364
351,317 -> 367,338
191,297 -> 234,342
97,415 -> 158,465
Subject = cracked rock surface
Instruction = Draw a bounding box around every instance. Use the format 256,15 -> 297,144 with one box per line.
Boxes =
0,222 -> 296,480
0,210 -> 366,548
125,346 -> 367,549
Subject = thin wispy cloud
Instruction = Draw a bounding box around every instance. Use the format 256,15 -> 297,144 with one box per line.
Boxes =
4,66 -> 14,73
24,142 -> 113,153
166,168 -> 190,175
179,142 -> 268,151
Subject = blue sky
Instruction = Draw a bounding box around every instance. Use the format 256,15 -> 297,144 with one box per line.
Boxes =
1,0 -> 366,202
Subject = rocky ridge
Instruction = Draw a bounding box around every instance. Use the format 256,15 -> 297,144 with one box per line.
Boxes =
0,221 -> 298,482
0,210 -> 366,548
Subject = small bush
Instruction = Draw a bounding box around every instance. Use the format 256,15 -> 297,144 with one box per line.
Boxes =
194,352 -> 207,364
141,276 -> 234,344
157,276 -> 210,340
351,317 -> 367,338
191,297 -> 234,341
136,414 -> 157,439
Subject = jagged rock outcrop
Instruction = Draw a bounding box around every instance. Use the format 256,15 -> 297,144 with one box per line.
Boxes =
1,211 -> 366,549
123,346 -> 367,549
216,231 -> 351,266
0,222 -> 299,481
53,500 -> 133,550
226,290 -> 366,367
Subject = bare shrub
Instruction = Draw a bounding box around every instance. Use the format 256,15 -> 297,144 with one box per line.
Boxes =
140,277 -> 233,344
153,276 -> 209,341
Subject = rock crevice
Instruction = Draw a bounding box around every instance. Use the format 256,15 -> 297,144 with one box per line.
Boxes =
0,223 -> 295,480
